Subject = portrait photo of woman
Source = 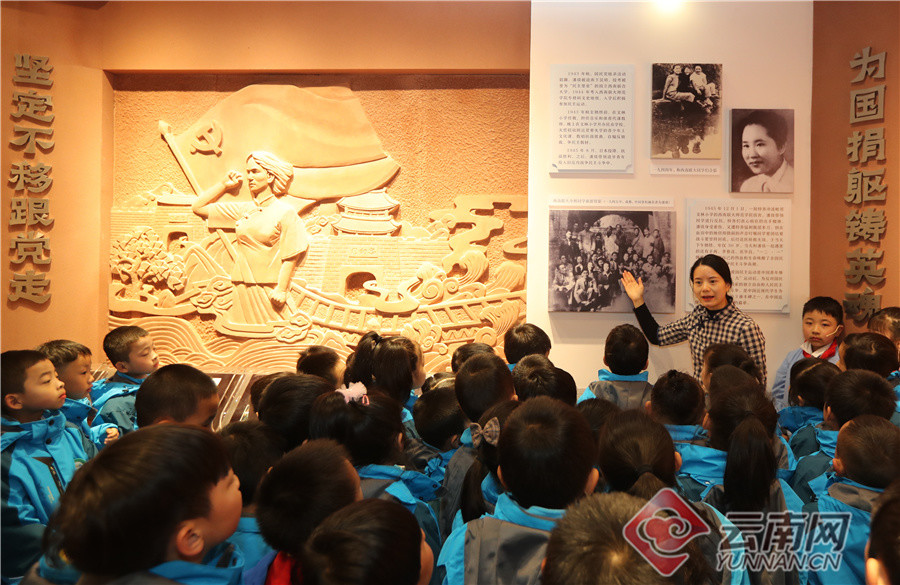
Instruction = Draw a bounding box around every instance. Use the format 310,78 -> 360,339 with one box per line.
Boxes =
731,109 -> 795,193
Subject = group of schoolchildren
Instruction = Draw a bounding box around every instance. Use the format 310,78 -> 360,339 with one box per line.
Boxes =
1,302 -> 900,585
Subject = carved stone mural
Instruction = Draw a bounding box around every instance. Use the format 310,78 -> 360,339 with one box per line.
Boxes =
109,81 -> 528,374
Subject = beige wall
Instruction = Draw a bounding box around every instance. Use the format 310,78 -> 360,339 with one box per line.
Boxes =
1,1 -> 530,356
811,1 -> 899,332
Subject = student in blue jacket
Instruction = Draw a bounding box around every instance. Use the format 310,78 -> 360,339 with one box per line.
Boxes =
92,326 -> 160,434
1,350 -> 98,583
803,416 -> 900,585
646,369 -> 709,446
866,477 -> 900,585
777,358 -> 839,437
38,424 -> 243,585
437,397 -> 599,585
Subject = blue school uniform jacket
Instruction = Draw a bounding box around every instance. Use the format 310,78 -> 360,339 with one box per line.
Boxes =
147,543 -> 244,585
450,472 -> 504,535
439,427 -> 476,538
790,428 -> 838,505
437,492 -> 564,585
666,424 -> 709,446
790,423 -> 838,459
675,442 -> 728,501
96,388 -> 139,434
226,516 -> 273,575
804,474 -> 882,585
579,369 -> 652,410
778,406 -> 824,436
59,397 -> 117,450
1,412 -> 97,581
424,447 -> 458,484
90,373 -> 143,411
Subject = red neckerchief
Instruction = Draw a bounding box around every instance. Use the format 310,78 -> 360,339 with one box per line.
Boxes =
265,552 -> 300,585
802,339 -> 838,361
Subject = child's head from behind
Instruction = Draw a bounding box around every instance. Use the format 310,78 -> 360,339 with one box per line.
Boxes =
503,323 -> 552,365
701,343 -> 762,389
451,342 -> 494,373
868,306 -> 900,349
412,386 -> 465,451
498,396 -> 598,509
372,335 -> 426,403
707,387 -> 777,512
35,339 -> 93,400
256,439 -> 362,556
868,480 -> 900,585
309,391 -> 403,467
824,370 -> 896,429
46,425 -> 239,576
649,370 -> 705,426
840,333 -> 900,377
1,350 -> 65,419
135,364 -> 219,428
598,410 -> 678,500
834,415 -> 900,490
257,373 -> 333,449
801,297 -> 844,351
296,346 -> 345,389
604,324 -> 649,376
103,326 -> 158,377
303,498 -> 432,585
455,352 -> 516,422
248,371 -> 293,415
218,420 -> 285,509
707,364 -> 765,402
787,357 -> 840,410
511,354 -> 577,406
543,493 -> 697,585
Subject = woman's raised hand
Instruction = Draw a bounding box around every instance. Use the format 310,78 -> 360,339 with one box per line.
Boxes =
224,170 -> 243,190
620,270 -> 645,308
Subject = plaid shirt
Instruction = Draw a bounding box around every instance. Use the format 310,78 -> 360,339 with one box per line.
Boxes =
657,302 -> 767,386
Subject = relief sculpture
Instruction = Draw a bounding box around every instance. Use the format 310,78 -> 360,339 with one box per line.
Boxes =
108,84 -> 527,378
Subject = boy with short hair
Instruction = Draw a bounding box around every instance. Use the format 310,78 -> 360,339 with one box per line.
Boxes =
840,332 -> 900,424
218,420 -> 285,570
790,370 -> 896,503
647,369 -> 708,446
804,416 -> 900,585
580,324 -> 652,409
450,342 -> 494,374
512,354 -> 577,406
771,296 -> 843,411
36,339 -> 119,448
247,439 -> 362,585
1,350 -> 98,582
413,385 -> 466,483
135,364 -> 221,428
92,326 -> 159,434
503,323 -> 551,368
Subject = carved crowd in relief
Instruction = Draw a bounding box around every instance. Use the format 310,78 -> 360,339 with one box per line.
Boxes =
108,85 -> 527,372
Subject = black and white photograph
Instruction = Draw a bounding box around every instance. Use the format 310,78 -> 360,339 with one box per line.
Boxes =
731,109 -> 795,193
549,209 -> 676,313
651,63 -> 723,159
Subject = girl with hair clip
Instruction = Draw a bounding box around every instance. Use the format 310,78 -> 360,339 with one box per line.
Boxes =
622,254 -> 767,387
704,387 -> 805,585
302,499 -> 433,585
307,388 -> 442,580
597,410 -> 745,585
456,400 -> 522,532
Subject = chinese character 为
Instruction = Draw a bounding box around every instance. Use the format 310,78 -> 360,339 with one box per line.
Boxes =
9,126 -> 54,155
845,208 -> 886,243
845,247 -> 884,285
8,270 -> 50,304
845,168 -> 887,204
846,128 -> 886,163
11,90 -> 54,123
9,198 -> 53,227
8,231 -> 51,265
13,54 -> 53,87
850,86 -> 886,124
8,162 -> 52,193
844,287 -> 882,322
804,513 -> 852,553
849,46 -> 886,83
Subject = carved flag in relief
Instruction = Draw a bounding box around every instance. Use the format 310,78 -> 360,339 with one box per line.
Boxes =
161,85 -> 400,200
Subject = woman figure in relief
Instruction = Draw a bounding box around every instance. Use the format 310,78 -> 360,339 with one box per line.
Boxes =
620,254 -> 767,386
192,151 -> 308,330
